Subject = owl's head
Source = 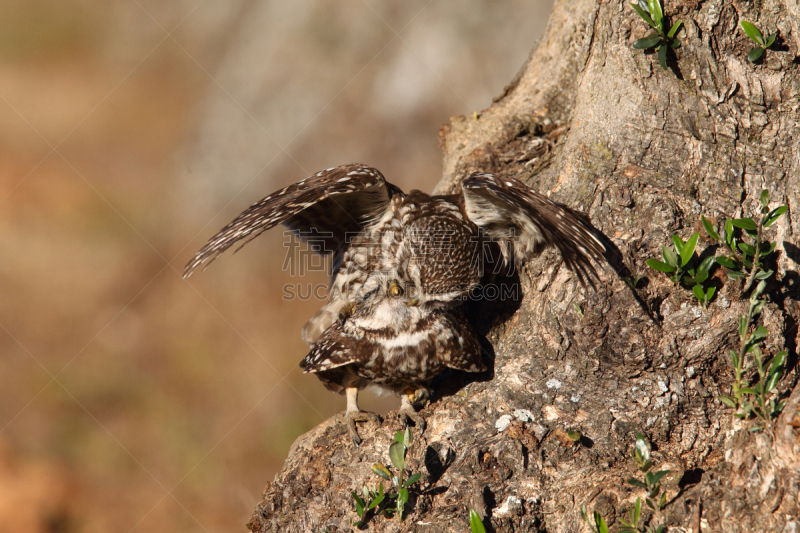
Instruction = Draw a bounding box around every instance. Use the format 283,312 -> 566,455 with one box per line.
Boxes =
357,276 -> 416,307
356,270 -> 467,316
349,276 -> 427,331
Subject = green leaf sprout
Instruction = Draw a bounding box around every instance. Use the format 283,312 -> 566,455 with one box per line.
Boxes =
646,231 -> 716,307
630,0 -> 682,70
740,20 -> 777,62
351,428 -> 423,526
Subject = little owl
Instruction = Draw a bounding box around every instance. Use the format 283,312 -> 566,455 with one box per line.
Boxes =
184,164 -> 605,444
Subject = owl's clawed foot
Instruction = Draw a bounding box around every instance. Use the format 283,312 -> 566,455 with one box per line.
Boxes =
346,410 -> 381,447
399,406 -> 427,435
399,389 -> 428,435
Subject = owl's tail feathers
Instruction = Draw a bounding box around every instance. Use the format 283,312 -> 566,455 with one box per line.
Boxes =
301,300 -> 347,347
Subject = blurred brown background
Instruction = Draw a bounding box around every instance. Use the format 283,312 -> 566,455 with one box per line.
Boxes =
0,1 -> 552,531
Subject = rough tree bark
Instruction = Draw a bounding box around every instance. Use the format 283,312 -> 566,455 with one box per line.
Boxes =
246,0 -> 800,531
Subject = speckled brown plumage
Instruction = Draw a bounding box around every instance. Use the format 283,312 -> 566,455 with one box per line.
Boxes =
300,303 -> 485,394
184,164 -> 605,443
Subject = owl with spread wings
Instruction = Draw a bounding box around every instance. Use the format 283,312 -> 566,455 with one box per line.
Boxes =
184,164 -> 605,444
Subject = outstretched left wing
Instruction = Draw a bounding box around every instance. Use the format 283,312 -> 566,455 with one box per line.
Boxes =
184,164 -> 399,278
461,173 -> 605,287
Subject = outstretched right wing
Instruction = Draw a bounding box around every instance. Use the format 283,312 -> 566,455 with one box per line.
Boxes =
461,172 -> 605,287
184,164 -> 399,278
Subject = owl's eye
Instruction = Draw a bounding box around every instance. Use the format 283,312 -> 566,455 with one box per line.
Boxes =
387,280 -> 403,297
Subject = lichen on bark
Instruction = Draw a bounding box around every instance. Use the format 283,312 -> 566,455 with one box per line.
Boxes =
247,0 -> 800,531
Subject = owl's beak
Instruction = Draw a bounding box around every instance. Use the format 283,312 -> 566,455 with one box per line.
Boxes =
405,298 -> 419,306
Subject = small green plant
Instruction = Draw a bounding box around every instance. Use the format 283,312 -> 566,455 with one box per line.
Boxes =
351,428 -> 422,526
703,191 -> 789,429
352,483 -> 386,528
581,434 -> 669,533
646,232 -> 698,284
702,190 -> 787,294
630,0 -> 682,70
573,303 -> 584,317
469,509 -> 487,533
580,505 -> 610,533
718,280 -> 787,430
623,273 -> 641,290
684,252 -> 716,307
646,232 -> 716,307
740,20 -> 777,62
618,498 -> 665,533
627,433 -> 670,511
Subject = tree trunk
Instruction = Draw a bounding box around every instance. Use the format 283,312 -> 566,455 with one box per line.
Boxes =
246,0 -> 800,531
